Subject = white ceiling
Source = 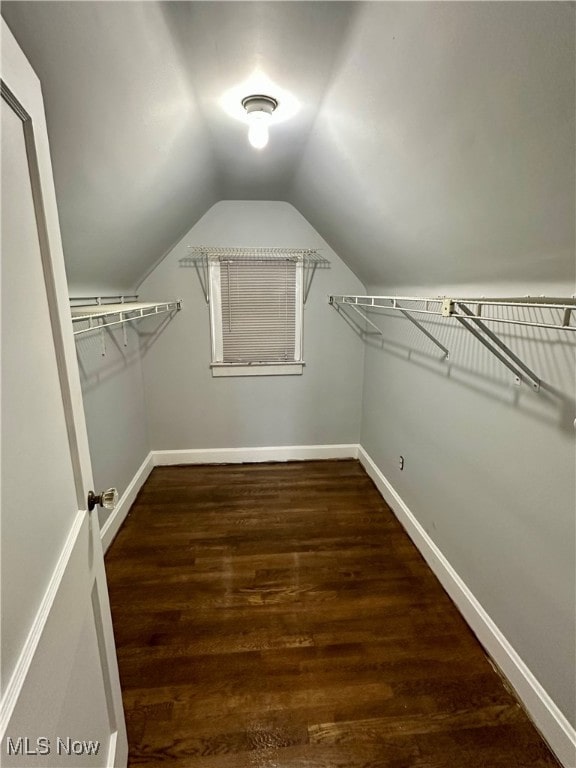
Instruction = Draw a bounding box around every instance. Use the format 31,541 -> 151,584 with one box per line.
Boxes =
2,1 -> 574,293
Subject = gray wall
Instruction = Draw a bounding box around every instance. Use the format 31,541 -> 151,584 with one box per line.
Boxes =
75,324 -> 149,529
72,198 -> 575,732
358,280 -> 576,727
138,201 -> 365,450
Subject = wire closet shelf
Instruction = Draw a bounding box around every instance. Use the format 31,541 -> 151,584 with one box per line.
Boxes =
70,295 -> 182,336
329,294 -> 576,332
181,247 -> 330,304
329,294 -> 576,392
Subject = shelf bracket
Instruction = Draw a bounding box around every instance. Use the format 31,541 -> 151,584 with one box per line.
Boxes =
396,303 -> 449,359
331,297 -> 384,337
194,258 -> 209,304
121,312 -> 128,347
304,262 -> 317,305
331,296 -> 449,358
454,303 -> 540,391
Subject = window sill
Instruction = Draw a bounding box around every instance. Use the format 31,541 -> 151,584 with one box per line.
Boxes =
211,362 -> 304,378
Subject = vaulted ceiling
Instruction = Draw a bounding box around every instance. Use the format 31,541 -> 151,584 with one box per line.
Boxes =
2,1 -> 574,293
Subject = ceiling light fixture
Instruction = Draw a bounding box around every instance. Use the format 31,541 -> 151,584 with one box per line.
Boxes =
242,94 -> 278,149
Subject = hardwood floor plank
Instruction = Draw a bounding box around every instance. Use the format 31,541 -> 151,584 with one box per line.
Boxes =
105,460 -> 560,767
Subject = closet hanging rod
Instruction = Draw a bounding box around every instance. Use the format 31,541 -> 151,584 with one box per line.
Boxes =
70,294 -> 139,305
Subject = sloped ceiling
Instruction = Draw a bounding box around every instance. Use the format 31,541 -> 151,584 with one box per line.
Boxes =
2,1 -> 574,293
291,2 -> 575,289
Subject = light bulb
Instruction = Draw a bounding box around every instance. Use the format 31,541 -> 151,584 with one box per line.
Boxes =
242,95 -> 278,150
247,111 -> 270,149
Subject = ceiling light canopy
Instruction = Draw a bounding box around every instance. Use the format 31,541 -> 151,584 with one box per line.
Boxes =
242,94 -> 278,149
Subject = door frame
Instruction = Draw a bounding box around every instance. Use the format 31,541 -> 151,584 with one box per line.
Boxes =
1,19 -> 93,509
1,19 -> 127,765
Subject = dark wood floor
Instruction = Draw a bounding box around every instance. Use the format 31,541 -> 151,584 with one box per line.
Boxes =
105,460 -> 560,767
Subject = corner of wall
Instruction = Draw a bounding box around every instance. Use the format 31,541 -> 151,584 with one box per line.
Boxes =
358,445 -> 576,768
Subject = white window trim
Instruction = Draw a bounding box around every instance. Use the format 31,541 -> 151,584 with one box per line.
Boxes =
209,261 -> 224,363
208,259 -> 304,377
211,362 -> 304,377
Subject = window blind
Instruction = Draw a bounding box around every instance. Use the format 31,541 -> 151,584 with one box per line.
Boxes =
219,259 -> 297,363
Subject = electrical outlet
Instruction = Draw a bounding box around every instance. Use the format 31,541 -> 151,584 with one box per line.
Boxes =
399,456 -> 405,471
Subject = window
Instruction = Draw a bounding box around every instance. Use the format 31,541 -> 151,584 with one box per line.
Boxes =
209,256 -> 304,377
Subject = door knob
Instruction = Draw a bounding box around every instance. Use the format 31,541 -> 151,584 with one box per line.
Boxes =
88,488 -> 118,512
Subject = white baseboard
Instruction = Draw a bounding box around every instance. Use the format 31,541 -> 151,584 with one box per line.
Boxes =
358,446 -> 576,768
152,444 -> 359,465
100,445 -> 358,552
100,452 -> 155,553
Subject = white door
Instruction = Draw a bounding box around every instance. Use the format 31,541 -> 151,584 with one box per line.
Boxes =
0,20 -> 127,767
